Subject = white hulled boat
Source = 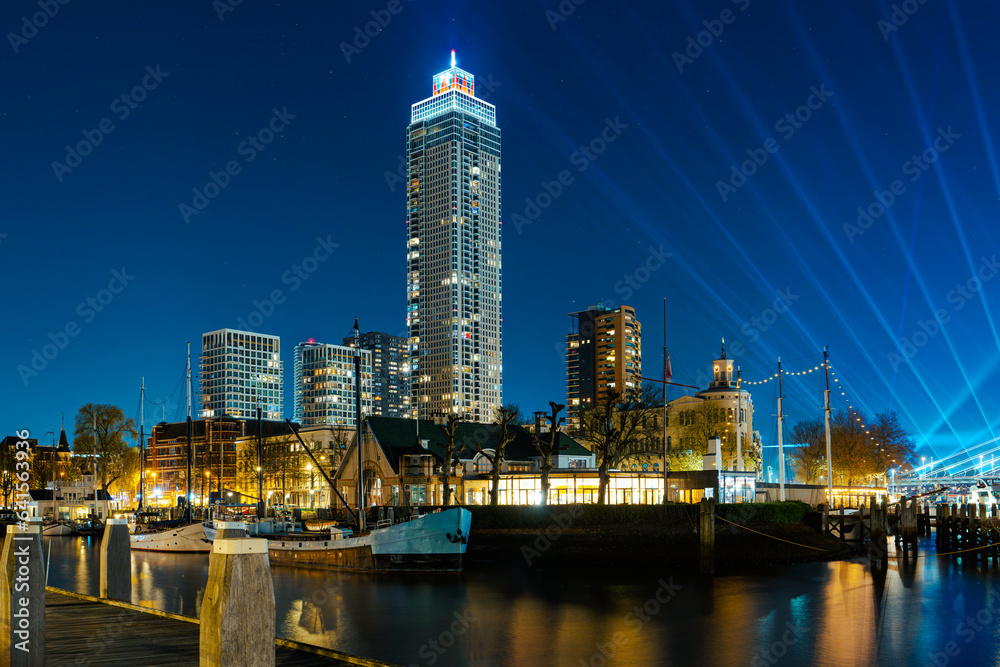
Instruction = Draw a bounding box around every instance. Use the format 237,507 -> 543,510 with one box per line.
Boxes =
130,521 -> 212,552
265,508 -> 471,572
42,520 -> 77,536
130,347 -> 210,553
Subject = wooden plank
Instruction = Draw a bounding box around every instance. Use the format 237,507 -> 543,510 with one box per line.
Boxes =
44,589 -> 397,666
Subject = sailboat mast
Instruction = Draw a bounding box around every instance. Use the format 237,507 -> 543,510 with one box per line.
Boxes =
139,378 -> 145,511
92,412 -> 98,520
51,429 -> 57,522
185,343 -> 193,524
777,358 -> 785,502
823,346 -> 833,504
353,319 -> 365,531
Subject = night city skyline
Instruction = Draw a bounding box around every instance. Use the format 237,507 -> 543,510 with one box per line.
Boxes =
3,1 -> 999,471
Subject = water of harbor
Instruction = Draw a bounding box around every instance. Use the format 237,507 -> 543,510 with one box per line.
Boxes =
45,536 -> 1000,667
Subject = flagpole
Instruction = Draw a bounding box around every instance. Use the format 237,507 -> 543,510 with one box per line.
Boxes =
736,368 -> 742,472
662,297 -> 668,504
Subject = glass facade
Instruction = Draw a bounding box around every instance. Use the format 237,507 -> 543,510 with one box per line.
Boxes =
407,57 -> 502,422
343,331 -> 410,418
200,329 -> 283,420
293,341 -> 373,427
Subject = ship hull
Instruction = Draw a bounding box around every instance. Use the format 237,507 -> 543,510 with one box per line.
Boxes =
267,508 -> 471,573
130,521 -> 212,553
42,521 -> 77,536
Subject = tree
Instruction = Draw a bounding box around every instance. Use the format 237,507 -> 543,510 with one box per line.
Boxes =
681,400 -> 738,466
435,414 -> 465,507
830,409 -> 877,486
72,404 -> 137,508
474,403 -> 523,506
530,402 -> 566,507
0,446 -> 15,508
869,410 -> 915,476
581,389 -> 657,504
788,419 -> 826,484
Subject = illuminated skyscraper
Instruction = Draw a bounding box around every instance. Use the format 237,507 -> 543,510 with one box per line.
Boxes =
406,52 -> 502,422
200,328 -> 283,420
566,305 -> 642,434
343,331 -> 409,418
293,340 -> 372,427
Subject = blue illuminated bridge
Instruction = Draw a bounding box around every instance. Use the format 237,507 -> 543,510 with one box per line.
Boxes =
892,435 -> 1000,498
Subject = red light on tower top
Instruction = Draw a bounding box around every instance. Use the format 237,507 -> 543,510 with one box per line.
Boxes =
431,50 -> 474,97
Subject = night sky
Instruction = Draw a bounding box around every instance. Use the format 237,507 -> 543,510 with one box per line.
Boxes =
4,1 -> 998,469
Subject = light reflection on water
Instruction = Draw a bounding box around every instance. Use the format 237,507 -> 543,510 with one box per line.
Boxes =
44,537 -> 1000,666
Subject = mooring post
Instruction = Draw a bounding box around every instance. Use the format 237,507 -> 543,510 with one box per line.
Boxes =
100,518 -> 131,602
989,503 -> 1000,565
979,503 -> 988,565
200,537 -> 275,666
970,503 -> 980,565
875,497 -> 888,567
959,503 -> 969,563
214,521 -> 247,540
699,498 -> 714,576
937,504 -> 948,549
0,517 -> 44,666
902,497 -> 918,559
867,496 -> 876,546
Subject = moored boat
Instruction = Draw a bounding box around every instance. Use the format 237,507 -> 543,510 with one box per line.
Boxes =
266,507 -> 471,572
130,521 -> 212,552
42,520 -> 78,536
76,519 -> 105,537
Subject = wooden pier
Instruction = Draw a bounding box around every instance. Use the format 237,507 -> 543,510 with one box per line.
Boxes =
44,587 -> 396,667
934,502 -> 1000,563
846,495 -> 1000,564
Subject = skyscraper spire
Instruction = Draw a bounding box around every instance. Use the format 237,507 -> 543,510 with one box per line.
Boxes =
451,49 -> 456,68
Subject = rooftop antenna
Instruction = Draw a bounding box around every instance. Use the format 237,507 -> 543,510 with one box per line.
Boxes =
451,49 -> 456,68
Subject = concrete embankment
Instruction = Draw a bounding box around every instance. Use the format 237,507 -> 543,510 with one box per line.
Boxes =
461,503 -> 861,573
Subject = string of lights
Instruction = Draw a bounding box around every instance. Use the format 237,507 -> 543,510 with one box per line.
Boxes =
828,366 -> 884,449
742,363 -> 824,386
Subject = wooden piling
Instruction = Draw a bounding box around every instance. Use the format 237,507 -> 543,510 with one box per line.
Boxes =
960,504 -> 969,562
214,521 -> 247,540
989,503 -> 1000,567
199,538 -> 275,666
980,503 -> 989,565
901,497 -> 918,559
970,504 -> 980,565
1,519 -> 45,666
937,504 -> 949,550
870,496 -> 887,568
100,518 -> 131,603
699,498 -> 714,576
